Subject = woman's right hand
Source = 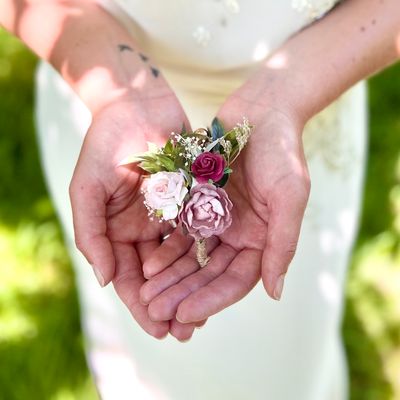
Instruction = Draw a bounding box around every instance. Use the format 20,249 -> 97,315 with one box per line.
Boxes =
69,94 -> 206,341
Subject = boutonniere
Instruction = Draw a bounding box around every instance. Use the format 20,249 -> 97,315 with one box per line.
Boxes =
120,117 -> 253,267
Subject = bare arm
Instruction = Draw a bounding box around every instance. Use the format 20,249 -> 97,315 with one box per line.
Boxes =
241,0 -> 400,124
0,0 -> 170,113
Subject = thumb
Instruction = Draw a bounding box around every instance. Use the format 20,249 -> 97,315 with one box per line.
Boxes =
69,178 -> 115,287
261,181 -> 309,300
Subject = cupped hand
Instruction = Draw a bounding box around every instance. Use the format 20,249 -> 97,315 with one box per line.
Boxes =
140,90 -> 311,324
69,95 -> 205,340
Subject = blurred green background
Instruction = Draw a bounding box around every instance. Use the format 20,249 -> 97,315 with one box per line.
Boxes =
0,29 -> 399,400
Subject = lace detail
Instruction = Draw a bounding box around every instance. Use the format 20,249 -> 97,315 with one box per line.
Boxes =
192,0 -> 240,46
303,95 -> 359,179
192,26 -> 212,47
301,82 -> 366,232
291,0 -> 341,20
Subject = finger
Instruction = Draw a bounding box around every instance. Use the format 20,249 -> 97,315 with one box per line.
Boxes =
147,243 -> 236,322
69,180 -> 115,287
195,319 -> 208,328
140,237 -> 219,305
142,229 -> 194,279
261,180 -> 309,301
112,241 -> 169,339
168,317 -> 197,342
136,240 -> 161,266
176,249 -> 262,323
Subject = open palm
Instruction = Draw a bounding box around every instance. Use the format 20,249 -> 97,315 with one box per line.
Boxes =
69,98 -> 205,340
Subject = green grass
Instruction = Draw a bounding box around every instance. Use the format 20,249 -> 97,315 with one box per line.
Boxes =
0,30 -> 97,399
0,29 -> 399,400
342,62 -> 400,400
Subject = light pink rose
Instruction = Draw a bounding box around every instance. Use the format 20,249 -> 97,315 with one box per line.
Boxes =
144,171 -> 188,220
179,183 -> 233,239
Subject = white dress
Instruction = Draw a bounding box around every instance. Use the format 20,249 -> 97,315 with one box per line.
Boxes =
35,1 -> 367,399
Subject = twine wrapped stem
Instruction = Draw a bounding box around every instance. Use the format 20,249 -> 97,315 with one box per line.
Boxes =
195,238 -> 210,267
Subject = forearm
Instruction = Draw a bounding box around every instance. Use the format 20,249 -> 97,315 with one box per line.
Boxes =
248,0 -> 400,123
0,0 -> 169,113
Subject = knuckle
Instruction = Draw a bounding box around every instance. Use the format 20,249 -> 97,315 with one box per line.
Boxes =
275,173 -> 311,206
293,176 -> 311,202
269,239 -> 298,268
68,179 -> 77,200
303,174 -> 311,194
151,325 -> 169,340
74,235 -> 86,254
148,302 -> 167,322
285,240 -> 298,259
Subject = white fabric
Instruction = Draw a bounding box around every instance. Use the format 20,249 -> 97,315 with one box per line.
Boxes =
34,1 -> 366,399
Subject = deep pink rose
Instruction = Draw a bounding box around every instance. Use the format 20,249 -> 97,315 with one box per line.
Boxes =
191,152 -> 226,183
179,184 -> 233,239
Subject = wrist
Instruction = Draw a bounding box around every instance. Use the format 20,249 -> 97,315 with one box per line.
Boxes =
76,68 -> 173,115
39,0 -> 171,114
232,68 -> 310,135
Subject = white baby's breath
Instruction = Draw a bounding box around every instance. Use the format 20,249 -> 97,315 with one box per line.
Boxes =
234,117 -> 252,151
173,133 -> 207,162
220,138 -> 232,154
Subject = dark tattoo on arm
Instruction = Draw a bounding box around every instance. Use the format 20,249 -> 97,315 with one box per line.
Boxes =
118,44 -> 160,78
150,66 -> 160,78
139,53 -> 160,78
118,44 -> 134,52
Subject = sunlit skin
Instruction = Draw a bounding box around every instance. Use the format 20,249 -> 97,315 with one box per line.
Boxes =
139,0 -> 400,325
1,0 -> 400,340
70,98 -> 211,340
2,0 -> 203,341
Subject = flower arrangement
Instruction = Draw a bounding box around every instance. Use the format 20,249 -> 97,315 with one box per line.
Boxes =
120,117 -> 253,267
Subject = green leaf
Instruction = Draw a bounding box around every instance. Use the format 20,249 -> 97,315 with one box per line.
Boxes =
118,154 -> 144,166
215,173 -> 229,188
139,162 -> 163,173
163,139 -> 174,155
211,118 -> 225,152
118,151 -> 160,166
157,154 -> 176,171
174,155 -> 187,170
211,117 -> 225,141
139,155 -> 158,162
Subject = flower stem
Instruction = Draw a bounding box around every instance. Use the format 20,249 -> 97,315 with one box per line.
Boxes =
196,238 -> 210,267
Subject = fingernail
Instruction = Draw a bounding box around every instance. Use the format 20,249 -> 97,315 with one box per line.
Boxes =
176,315 -> 187,324
178,336 -> 192,343
273,273 -> 286,301
143,268 -> 154,280
93,266 -> 105,287
156,333 -> 169,341
140,298 -> 149,306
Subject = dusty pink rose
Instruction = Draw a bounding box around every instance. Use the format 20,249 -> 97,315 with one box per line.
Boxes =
179,183 -> 233,239
191,152 -> 226,183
